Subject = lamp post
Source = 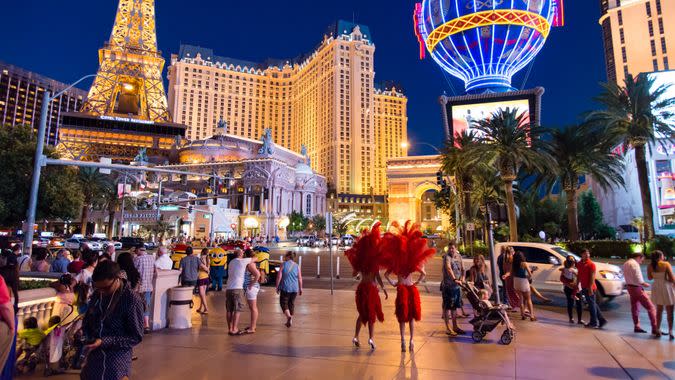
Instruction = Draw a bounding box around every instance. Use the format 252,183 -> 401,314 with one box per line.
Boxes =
481,202 -> 501,305
24,74 -> 96,254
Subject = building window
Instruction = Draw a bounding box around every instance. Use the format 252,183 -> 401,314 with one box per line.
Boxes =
658,18 -> 664,35
618,10 -> 623,25
648,20 -> 654,37
653,59 -> 659,71
646,2 -> 652,17
664,57 -> 670,70
656,0 -> 662,14
620,28 -> 625,44
651,40 -> 657,56
662,37 -> 668,54
621,46 -> 627,63
305,194 -> 312,215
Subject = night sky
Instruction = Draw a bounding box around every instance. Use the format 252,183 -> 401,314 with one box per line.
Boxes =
1,1 -> 607,155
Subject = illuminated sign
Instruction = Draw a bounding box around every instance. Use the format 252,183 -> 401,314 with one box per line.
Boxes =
451,99 -> 530,138
100,115 -> 155,125
159,205 -> 180,211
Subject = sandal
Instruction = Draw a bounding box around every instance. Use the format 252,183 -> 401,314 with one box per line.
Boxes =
243,327 -> 256,334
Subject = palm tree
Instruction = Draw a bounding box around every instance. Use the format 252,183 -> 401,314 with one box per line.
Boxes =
538,125 -> 625,241
100,181 -> 121,238
467,108 -> 553,241
441,130 -> 481,231
78,167 -> 112,235
589,74 -> 675,240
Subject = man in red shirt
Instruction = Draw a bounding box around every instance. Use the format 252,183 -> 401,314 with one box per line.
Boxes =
67,250 -> 85,274
577,249 -> 607,329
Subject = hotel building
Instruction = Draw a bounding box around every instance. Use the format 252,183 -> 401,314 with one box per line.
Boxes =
167,21 -> 407,196
599,0 -> 674,83
0,61 -> 87,145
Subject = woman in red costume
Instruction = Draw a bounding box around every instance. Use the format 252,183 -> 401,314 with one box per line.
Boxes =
345,222 -> 389,350
382,221 -> 436,353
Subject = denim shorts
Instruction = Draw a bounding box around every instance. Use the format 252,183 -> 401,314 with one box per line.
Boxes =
442,286 -> 462,311
142,291 -> 152,317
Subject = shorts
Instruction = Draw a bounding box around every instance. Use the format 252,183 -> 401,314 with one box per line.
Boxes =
246,283 -> 260,300
279,291 -> 297,315
181,280 -> 197,287
226,289 -> 245,312
514,277 -> 531,293
197,278 -> 210,287
141,291 -> 152,317
442,286 -> 462,311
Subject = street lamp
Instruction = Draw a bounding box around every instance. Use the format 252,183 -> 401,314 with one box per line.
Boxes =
24,74 -> 96,254
400,140 -> 441,154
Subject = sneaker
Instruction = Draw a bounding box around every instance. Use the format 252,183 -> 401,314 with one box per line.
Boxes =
634,327 -> 648,333
577,320 -> 585,325
569,319 -> 575,324
584,323 -> 598,329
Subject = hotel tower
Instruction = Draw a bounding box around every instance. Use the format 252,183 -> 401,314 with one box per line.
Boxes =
167,21 -> 407,195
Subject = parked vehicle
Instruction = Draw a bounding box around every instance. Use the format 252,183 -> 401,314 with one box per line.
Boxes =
296,236 -> 311,247
64,238 -> 101,251
329,236 -> 340,246
309,236 -> 326,248
144,241 -> 158,250
340,235 -> 354,247
119,237 -> 145,249
463,242 -> 625,303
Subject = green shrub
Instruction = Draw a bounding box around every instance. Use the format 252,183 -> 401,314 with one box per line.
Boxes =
646,236 -> 675,258
557,240 -> 636,259
19,279 -> 52,291
459,245 -> 490,257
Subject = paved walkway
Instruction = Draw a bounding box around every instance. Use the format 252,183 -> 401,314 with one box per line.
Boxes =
25,287 -> 675,380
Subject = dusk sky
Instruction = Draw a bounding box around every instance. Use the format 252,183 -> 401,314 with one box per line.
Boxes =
1,0 -> 607,155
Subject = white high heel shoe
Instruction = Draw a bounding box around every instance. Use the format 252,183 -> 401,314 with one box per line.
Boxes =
352,337 -> 360,348
368,338 -> 376,350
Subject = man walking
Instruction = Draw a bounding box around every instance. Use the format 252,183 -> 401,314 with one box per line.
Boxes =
134,246 -> 155,334
623,252 -> 658,335
226,248 -> 259,335
577,249 -> 607,329
442,242 -> 465,336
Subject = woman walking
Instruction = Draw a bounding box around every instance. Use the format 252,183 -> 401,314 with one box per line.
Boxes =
275,251 -> 302,328
647,250 -> 675,339
501,247 -> 521,313
560,255 -> 583,324
243,249 -> 261,332
197,248 -> 211,314
382,221 -> 435,353
80,260 -> 144,380
345,223 -> 388,350
509,251 -> 536,321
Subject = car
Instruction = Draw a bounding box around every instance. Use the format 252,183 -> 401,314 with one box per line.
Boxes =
119,237 -> 145,249
464,242 -> 625,303
296,236 -> 311,247
340,235 -> 354,247
63,238 -> 82,250
329,236 -> 340,246
309,236 -> 326,248
144,241 -> 158,250
32,238 -> 50,248
80,240 -> 102,251
98,239 -> 122,250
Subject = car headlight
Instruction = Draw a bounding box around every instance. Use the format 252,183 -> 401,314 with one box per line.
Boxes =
599,270 -> 619,280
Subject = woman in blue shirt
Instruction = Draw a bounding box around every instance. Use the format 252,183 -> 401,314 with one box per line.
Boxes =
275,251 -> 303,328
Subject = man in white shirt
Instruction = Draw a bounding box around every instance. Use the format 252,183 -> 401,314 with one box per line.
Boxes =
16,245 -> 31,272
154,246 -> 173,271
623,253 -> 657,335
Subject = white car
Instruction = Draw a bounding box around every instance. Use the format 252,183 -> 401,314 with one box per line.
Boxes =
464,242 -> 625,303
64,238 -> 102,251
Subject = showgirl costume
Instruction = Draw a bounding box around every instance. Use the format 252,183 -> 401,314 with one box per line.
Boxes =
381,222 -> 436,323
345,223 -> 385,326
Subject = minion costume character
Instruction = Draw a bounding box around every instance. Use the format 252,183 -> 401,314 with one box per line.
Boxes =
208,247 -> 227,291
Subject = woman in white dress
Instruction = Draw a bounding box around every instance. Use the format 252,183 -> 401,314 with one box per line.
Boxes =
647,250 -> 675,340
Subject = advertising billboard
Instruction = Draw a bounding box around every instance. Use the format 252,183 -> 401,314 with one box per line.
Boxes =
442,88 -> 542,140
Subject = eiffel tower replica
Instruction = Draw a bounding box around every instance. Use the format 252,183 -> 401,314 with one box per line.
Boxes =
57,0 -> 185,162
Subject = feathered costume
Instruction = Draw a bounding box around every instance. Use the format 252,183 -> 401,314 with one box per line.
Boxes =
345,222 -> 385,326
381,221 -> 436,323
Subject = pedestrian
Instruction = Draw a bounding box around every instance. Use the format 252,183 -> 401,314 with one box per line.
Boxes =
275,251 -> 302,329
50,249 -> 71,273
623,252 -> 657,335
16,246 -> 31,273
577,249 -> 607,329
104,244 -> 116,262
0,274 -> 15,377
154,246 -> 173,271
49,273 -> 76,320
496,248 -> 507,305
116,252 -> 141,290
30,248 -> 50,272
0,250 -> 18,380
196,248 -> 210,314
75,250 -> 99,314
133,246 -> 155,334
441,242 -> 466,336
382,221 -> 435,353
346,224 -> 388,350
468,254 -> 491,297
68,250 -> 85,274
179,246 -> 199,287
647,250 -> 674,339
501,246 -> 521,313
510,251 -> 536,321
226,248 -> 259,335
560,255 -> 583,325
79,260 -> 144,380
242,249 -> 261,332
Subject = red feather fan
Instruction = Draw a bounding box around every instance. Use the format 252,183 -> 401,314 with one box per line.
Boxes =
381,221 -> 436,278
344,222 -> 383,276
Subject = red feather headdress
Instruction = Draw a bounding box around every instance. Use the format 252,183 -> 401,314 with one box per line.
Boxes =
344,222 -> 383,275
381,221 -> 436,278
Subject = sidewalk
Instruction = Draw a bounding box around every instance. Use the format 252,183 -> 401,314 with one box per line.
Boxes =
26,288 -> 674,380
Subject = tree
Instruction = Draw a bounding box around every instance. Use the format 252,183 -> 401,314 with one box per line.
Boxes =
288,211 -> 308,233
78,167 -> 112,235
333,218 -> 350,236
441,131 -> 481,228
578,190 -> 613,240
467,108 -> 553,241
0,125 -> 83,228
311,214 -> 326,233
538,125 -> 624,241
589,74 -> 675,240
100,180 -> 121,238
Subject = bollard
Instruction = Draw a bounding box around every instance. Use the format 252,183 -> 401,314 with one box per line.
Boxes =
336,256 -> 340,279
316,255 -> 321,278
298,255 -> 302,270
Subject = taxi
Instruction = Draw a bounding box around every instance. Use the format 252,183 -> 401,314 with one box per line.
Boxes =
170,243 -> 190,270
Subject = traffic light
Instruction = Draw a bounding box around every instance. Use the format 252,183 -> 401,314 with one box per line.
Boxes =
436,171 -> 443,187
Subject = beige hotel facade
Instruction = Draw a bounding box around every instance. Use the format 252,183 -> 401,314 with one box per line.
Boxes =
167,21 -> 407,196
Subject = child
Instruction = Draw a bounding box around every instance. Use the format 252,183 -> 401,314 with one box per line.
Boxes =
17,317 -> 46,360
560,255 -> 583,324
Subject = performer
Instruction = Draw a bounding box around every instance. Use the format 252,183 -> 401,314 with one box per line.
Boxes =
209,248 -> 227,292
381,221 -> 435,353
345,223 -> 389,350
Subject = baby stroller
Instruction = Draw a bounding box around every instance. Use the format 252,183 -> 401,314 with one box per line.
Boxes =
460,282 -> 515,345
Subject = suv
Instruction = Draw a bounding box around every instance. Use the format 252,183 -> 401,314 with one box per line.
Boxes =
465,242 -> 625,303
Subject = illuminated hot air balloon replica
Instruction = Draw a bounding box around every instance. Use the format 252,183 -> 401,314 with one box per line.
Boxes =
414,0 -> 564,93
